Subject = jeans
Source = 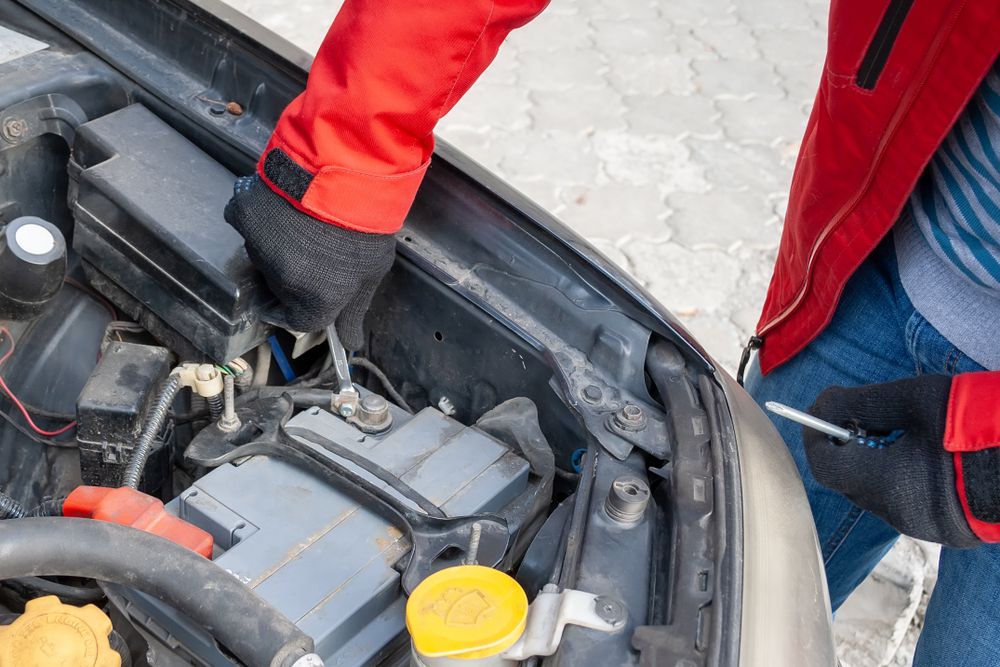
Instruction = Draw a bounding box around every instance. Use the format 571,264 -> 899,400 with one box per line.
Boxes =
745,238 -> 1000,666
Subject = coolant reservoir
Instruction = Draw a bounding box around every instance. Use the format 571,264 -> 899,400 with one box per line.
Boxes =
406,566 -> 528,667
0,595 -> 120,667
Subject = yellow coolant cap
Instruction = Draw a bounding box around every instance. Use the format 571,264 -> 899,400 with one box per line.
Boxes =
0,595 -> 120,667
406,565 -> 528,659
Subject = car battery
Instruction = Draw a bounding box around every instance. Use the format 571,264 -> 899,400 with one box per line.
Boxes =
119,404 -> 531,665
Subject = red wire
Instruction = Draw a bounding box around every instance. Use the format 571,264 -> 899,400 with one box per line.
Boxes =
0,327 -> 78,437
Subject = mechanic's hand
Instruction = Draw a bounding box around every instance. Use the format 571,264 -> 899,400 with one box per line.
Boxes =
804,375 -> 986,548
224,175 -> 395,350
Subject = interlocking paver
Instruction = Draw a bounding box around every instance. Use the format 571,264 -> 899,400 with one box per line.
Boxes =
219,3 -> 934,661
606,53 -> 695,97
756,27 -> 829,65
691,22 -> 760,61
592,130 -> 709,193
518,49 -> 608,92
530,87 -> 628,133
686,136 -> 793,195
666,188 -> 779,249
624,92 -> 720,137
693,58 -> 784,99
559,182 -> 669,240
733,0 -> 814,28
717,95 -> 809,143
623,240 -> 742,315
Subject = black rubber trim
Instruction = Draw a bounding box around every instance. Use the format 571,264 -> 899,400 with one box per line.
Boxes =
262,148 -> 314,201
856,0 -> 915,90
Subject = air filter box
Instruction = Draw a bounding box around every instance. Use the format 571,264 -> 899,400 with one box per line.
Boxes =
70,104 -> 274,362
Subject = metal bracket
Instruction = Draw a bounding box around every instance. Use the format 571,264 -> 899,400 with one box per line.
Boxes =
502,587 -> 627,660
0,93 -> 87,150
551,358 -> 672,461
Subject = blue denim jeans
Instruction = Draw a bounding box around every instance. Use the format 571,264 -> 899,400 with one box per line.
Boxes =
745,238 -> 1000,666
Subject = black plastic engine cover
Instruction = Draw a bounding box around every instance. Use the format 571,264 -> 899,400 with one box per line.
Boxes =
70,104 -> 273,362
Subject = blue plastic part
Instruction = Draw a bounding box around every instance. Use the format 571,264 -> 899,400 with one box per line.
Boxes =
268,335 -> 296,382
571,448 -> 587,473
852,428 -> 904,450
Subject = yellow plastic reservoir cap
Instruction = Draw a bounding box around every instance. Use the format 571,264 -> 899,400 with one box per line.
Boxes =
406,565 -> 528,659
0,595 -> 120,667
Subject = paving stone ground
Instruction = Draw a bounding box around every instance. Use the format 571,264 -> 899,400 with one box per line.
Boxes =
222,1 -> 934,663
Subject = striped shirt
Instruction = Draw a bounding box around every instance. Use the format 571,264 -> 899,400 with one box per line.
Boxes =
909,62 -> 1000,292
895,60 -> 1000,371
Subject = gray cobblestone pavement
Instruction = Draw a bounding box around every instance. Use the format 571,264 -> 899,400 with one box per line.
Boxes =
222,1 -> 934,664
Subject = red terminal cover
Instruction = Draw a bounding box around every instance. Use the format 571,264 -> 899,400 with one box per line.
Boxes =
64,486 -> 214,558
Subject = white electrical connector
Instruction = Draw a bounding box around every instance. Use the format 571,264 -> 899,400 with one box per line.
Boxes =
437,396 -> 456,416
171,363 -> 224,398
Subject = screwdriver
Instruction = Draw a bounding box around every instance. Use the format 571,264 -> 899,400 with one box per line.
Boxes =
765,401 -> 903,450
765,401 -> 854,443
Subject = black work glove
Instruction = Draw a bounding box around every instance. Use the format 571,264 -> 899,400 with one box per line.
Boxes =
224,175 -> 395,349
804,375 -> 999,549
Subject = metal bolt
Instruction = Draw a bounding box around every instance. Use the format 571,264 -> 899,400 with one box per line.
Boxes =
463,521 -> 482,565
581,384 -> 603,403
290,654 -> 325,667
338,402 -> 356,418
611,403 -> 647,432
594,596 -> 627,627
2,118 -> 28,143
208,104 -> 226,116
604,475 -> 650,524
218,374 -> 241,432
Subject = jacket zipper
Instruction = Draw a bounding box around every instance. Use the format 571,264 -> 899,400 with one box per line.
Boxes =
856,0 -> 916,90
749,4 -> 963,364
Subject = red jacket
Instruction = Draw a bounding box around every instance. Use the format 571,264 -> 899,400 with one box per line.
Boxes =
258,0 -> 548,233
755,0 -> 1000,374
257,0 -> 1000,541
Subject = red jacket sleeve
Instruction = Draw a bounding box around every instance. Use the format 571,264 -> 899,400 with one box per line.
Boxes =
944,371 -> 1000,542
257,0 -> 549,234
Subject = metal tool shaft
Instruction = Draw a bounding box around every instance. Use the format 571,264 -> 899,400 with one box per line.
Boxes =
325,325 -> 356,397
765,401 -> 853,442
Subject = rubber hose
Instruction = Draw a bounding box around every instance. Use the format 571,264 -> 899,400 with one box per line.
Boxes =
121,374 -> 181,489
236,387 -> 335,408
4,576 -> 105,605
0,518 -> 314,667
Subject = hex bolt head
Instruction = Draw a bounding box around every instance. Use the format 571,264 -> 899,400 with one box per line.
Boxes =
611,403 -> 647,432
338,403 -> 356,418
581,384 -> 603,404
604,475 -> 650,524
1,118 -> 27,142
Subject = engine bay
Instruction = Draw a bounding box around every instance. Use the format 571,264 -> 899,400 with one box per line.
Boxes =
0,4 -> 735,666
0,100 -> 559,664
